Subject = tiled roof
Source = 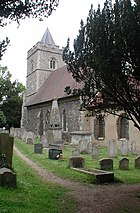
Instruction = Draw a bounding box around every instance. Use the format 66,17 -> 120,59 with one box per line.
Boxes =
26,65 -> 82,106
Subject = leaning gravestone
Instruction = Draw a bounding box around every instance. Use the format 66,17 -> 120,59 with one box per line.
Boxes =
119,158 -> 129,170
99,158 -> 113,170
135,156 -> 140,169
87,142 -> 92,154
108,139 -> 117,158
0,133 -> 16,187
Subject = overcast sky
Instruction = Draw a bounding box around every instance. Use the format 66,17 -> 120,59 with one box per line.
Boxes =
1,0 -> 105,85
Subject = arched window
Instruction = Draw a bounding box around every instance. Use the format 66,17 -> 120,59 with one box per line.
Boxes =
94,115 -> 105,140
31,59 -> 34,71
49,58 -> 56,69
116,114 -> 129,139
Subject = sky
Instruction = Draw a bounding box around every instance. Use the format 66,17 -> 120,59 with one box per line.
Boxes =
1,0 -> 105,86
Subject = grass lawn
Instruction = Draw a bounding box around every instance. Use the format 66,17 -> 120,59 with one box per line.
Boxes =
14,138 -> 140,184
0,154 -> 76,213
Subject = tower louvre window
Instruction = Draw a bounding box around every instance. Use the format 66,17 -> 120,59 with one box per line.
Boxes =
49,58 -> 56,69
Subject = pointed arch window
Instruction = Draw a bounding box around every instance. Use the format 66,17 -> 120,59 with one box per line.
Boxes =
116,114 -> 129,139
94,114 -> 105,140
49,58 -> 56,69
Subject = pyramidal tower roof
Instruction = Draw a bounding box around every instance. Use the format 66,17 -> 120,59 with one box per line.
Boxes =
41,27 -> 55,46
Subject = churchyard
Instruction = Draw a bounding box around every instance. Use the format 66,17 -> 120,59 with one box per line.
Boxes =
14,137 -> 140,184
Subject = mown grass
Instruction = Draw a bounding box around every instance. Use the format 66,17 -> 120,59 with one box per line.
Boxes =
14,138 -> 140,184
0,154 -> 76,213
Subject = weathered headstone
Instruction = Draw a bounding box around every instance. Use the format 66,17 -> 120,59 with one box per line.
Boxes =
91,145 -> 99,159
34,144 -> 43,154
72,148 -> 80,157
26,137 -> 34,144
135,156 -> 140,169
0,133 -> 16,187
99,158 -> 113,170
121,139 -> 128,156
40,135 -> 48,148
0,167 -> 16,187
108,139 -> 117,158
79,139 -> 88,153
130,141 -> 137,155
87,142 -> 92,154
0,133 -> 14,169
69,156 -> 85,168
119,158 -> 129,170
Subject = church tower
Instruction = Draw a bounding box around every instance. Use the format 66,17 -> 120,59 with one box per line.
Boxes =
25,27 -> 65,104
21,28 -> 65,129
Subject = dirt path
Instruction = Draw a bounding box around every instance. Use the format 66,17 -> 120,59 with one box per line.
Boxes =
14,146 -> 140,213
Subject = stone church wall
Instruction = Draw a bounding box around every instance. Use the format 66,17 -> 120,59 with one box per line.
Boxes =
26,97 -> 81,136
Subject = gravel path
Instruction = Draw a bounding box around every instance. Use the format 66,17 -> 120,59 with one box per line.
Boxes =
14,146 -> 140,213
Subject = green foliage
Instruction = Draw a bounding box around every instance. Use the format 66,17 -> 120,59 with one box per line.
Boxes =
15,138 -> 140,184
0,110 -> 6,127
63,0 -> 140,131
0,154 -> 76,213
0,0 -> 59,59
0,65 -> 25,129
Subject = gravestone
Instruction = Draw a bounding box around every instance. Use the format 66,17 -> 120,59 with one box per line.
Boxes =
26,137 -> 34,144
119,158 -> 129,170
34,144 -> 43,154
0,133 -> 16,187
121,139 -> 128,156
135,156 -> 140,169
130,141 -> 137,155
0,133 -> 14,169
99,158 -> 113,170
108,139 -> 117,158
49,148 -> 62,160
72,148 -> 80,157
91,145 -> 99,159
87,142 -> 92,154
0,167 -> 16,187
69,156 -> 85,168
79,139 -> 88,153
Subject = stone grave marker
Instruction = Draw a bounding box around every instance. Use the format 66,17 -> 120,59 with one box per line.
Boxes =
79,139 -> 88,154
91,145 -> 99,159
99,158 -> 113,170
130,141 -> 137,155
69,156 -> 85,168
34,144 -> 43,154
87,142 -> 92,154
26,137 -> 34,144
0,133 -> 14,169
108,139 -> 117,158
0,133 -> 16,187
119,158 -> 129,170
121,139 -> 128,156
135,156 -> 140,169
40,135 -> 48,148
72,148 -> 80,157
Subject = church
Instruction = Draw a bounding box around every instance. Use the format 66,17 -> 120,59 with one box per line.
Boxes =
21,28 -> 140,151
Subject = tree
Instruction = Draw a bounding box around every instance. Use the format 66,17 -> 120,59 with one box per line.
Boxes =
63,0 -> 140,131
0,0 -> 59,59
0,110 -> 6,127
0,65 -> 25,129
